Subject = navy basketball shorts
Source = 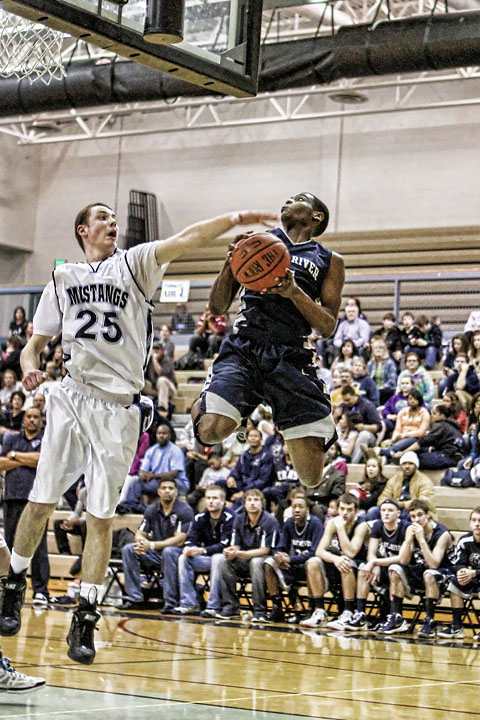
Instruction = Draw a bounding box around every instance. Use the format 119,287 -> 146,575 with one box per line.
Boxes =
200,334 -> 336,443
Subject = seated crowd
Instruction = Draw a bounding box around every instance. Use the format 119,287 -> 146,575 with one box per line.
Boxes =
3,301 -> 480,641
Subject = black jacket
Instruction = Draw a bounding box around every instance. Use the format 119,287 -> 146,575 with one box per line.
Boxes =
417,418 -> 463,460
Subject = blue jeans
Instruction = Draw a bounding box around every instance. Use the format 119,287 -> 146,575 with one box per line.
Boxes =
418,451 -> 454,469
121,543 -> 182,608
380,437 -> 417,461
178,552 -> 223,610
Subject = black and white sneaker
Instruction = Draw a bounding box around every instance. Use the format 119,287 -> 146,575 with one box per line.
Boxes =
67,604 -> 101,665
377,613 -> 409,635
0,572 -> 26,636
344,610 -> 368,631
417,617 -> 435,639
437,624 -> 464,639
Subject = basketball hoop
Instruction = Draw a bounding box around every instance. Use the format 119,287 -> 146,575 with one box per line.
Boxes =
0,5 -> 66,84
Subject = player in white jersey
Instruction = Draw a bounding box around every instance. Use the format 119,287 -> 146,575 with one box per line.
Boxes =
0,534 -> 45,692
0,202 -> 277,665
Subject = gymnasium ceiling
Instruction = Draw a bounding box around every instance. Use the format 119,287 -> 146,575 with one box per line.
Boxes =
1,0 -> 480,144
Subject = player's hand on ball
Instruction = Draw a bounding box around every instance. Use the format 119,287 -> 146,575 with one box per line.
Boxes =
260,268 -> 297,297
22,370 -> 48,391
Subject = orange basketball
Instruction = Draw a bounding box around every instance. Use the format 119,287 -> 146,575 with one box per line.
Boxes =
230,233 -> 291,292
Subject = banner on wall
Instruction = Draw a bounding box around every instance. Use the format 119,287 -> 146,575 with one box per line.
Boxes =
160,280 -> 190,303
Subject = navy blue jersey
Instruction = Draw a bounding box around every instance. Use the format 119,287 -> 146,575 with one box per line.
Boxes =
327,516 -> 368,563
275,515 -> 323,565
452,532 -> 480,575
232,227 -> 332,343
139,499 -> 193,541
371,519 -> 409,559
230,446 -> 275,491
264,433 -> 286,472
185,508 -> 234,556
412,521 -> 453,568
231,509 -> 279,551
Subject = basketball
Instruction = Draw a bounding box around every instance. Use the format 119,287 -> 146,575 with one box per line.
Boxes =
230,232 -> 291,292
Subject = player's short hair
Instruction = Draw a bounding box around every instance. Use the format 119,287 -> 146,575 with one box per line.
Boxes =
408,499 -> 430,515
405,351 -> 421,363
290,490 -> 308,505
341,385 -> 356,396
383,311 -> 396,321
338,492 -> 359,509
433,403 -> 451,418
380,498 -> 401,511
470,507 -> 480,519
158,477 -> 177,489
416,314 -> 429,327
11,390 -> 25,406
402,311 -> 415,320
243,488 -> 266,508
74,202 -> 113,251
205,485 -> 226,500
304,193 -> 329,236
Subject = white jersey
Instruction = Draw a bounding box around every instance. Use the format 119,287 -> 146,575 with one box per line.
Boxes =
33,243 -> 168,399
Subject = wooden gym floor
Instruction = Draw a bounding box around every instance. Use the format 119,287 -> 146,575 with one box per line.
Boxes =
1,599 -> 479,720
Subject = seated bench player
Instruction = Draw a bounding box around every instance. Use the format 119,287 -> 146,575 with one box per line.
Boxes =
343,498 -> 410,631
263,490 -> 323,623
121,478 -> 193,611
378,499 -> 454,637
216,488 -> 279,622
300,492 -> 369,629
174,486 -> 234,616
438,506 -> 480,640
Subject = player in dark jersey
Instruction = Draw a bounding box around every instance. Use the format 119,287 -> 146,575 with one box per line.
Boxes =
192,193 -> 345,494
263,490 -> 323,622
300,492 -> 369,628
378,499 -> 454,636
438,506 -> 480,639
344,499 -> 409,631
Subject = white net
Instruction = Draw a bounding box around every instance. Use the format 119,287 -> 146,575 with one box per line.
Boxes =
0,8 -> 66,84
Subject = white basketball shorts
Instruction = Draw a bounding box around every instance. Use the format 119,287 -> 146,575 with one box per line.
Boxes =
29,377 -> 141,519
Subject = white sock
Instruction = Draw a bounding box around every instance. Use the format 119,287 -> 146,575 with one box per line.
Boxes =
10,550 -> 32,575
80,582 -> 102,605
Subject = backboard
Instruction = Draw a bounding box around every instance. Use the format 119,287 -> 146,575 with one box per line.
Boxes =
1,0 -> 262,96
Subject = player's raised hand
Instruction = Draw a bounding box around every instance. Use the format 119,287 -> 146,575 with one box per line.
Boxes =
22,370 -> 48,392
232,210 -> 278,228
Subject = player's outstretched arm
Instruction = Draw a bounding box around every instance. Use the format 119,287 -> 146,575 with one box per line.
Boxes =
20,334 -> 52,391
154,210 -> 278,266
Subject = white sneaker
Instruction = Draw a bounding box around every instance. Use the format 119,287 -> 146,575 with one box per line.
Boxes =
0,656 -> 45,693
299,608 -> 328,627
327,610 -> 354,630
32,593 -> 49,607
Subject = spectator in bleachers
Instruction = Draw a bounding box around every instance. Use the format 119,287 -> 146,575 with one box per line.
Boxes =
32,393 -> 46,421
0,336 -> 22,379
34,361 -> 61,407
175,485 -> 234,616
333,302 -> 370,357
117,424 -> 188,513
329,368 -> 343,407
439,334 -> 470,396
378,499 -> 453,637
186,452 -> 229,510
157,324 -> 175,359
7,307 -> 27,343
343,498 -> 410,631
252,405 -> 275,441
170,303 -> 195,335
226,428 -> 275,509
336,412 -> 358,462
463,309 -> 480,336
117,431 -> 151,509
371,312 -> 403,366
0,391 -> 25,441
351,454 -> 388,519
441,352 -> 480,399
459,392 -> 480,472
377,451 -> 435,514
303,442 -> 347,520
24,321 -> 34,346
331,339 -> 357,373
396,351 -> 435,406
0,407 -> 49,606
144,341 -> 177,417
300,492 -> 369,629
50,344 -> 64,378
313,353 -> 333,392
0,370 -> 21,412
263,442 -> 299,515
399,311 -> 418,355
442,391 -> 468,434
399,404 -> 463,470
216,488 -> 279,621
352,356 -> 379,406
330,368 -> 355,408
121,478 -> 193,611
381,375 -> 414,437
409,314 -> 443,371
468,330 -> 480,377
438,506 -> 480,640
340,385 -> 383,463
263,491 -> 323,623
189,305 -> 227,359
378,389 -> 430,463
53,483 -> 87,576
367,337 -> 398,405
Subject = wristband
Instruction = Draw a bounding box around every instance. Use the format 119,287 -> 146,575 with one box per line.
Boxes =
150,541 -> 155,550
